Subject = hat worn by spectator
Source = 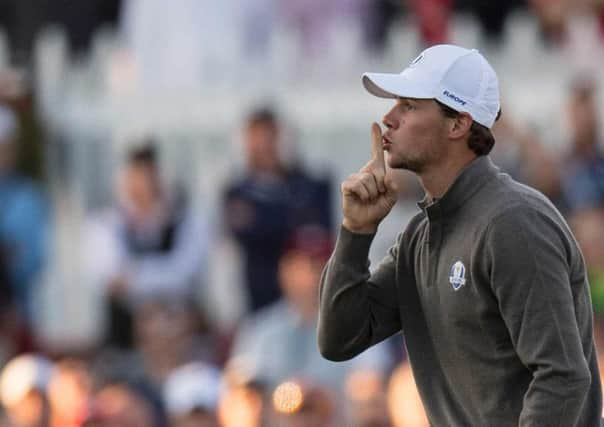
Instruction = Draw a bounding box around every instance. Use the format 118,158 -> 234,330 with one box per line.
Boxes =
283,224 -> 334,263
163,362 -> 222,416
362,44 -> 500,128
0,354 -> 54,407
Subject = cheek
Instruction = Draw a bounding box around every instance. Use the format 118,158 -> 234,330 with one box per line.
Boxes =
392,118 -> 436,153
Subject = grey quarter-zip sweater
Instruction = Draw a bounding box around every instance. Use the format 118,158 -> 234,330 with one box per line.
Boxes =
318,156 -> 602,426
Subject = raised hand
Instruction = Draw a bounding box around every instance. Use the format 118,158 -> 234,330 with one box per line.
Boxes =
341,123 -> 399,234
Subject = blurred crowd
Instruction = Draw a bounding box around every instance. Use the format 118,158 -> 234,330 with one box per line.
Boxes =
0,0 -> 604,426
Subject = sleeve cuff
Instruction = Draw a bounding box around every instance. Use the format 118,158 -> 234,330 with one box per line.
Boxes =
332,225 -> 376,269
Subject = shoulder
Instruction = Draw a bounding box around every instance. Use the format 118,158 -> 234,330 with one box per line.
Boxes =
477,171 -> 565,231
481,195 -> 579,271
8,177 -> 46,207
248,301 -> 291,330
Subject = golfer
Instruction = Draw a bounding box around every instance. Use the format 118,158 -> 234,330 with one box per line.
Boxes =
318,44 -> 602,426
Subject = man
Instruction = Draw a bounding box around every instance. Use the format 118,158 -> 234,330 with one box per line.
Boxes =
0,104 -> 47,326
223,108 -> 332,311
85,144 -> 207,348
560,78 -> 604,213
318,44 -> 602,426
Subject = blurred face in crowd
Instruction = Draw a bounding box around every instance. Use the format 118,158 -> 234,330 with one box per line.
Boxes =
387,363 -> 429,427
90,384 -> 155,427
278,251 -> 326,322
48,359 -> 92,427
568,88 -> 599,150
218,385 -> 264,427
346,370 -> 392,427
4,389 -> 47,427
244,119 -> 281,173
135,301 -> 195,351
120,162 -> 161,218
134,302 -> 195,383
382,98 -> 465,173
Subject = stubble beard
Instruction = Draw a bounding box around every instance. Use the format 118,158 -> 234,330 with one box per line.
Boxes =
388,154 -> 426,174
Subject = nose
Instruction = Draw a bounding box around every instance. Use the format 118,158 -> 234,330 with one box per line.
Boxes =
382,106 -> 399,130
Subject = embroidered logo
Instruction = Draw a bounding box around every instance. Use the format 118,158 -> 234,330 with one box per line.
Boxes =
442,90 -> 467,106
449,261 -> 466,290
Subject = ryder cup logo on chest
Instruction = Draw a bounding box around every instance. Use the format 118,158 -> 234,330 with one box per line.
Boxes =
449,261 -> 466,290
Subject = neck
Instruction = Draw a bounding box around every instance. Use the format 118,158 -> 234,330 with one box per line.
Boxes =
418,152 -> 477,200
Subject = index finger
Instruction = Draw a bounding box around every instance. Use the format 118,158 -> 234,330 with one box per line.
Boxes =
371,122 -> 386,173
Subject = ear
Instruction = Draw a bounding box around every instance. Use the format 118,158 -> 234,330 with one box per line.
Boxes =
448,113 -> 473,140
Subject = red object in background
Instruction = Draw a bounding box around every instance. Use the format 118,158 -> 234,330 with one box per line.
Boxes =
412,0 -> 453,46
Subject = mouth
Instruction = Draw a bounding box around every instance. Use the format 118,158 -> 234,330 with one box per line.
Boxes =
382,135 -> 392,150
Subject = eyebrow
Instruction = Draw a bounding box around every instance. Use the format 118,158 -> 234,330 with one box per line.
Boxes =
398,98 -> 418,108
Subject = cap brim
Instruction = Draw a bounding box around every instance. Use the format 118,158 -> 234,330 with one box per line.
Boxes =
362,73 -> 434,100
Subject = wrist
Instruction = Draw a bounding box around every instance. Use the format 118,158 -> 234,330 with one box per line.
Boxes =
342,219 -> 378,235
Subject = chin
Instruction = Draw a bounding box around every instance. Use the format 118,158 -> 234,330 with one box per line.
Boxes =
389,156 -> 424,173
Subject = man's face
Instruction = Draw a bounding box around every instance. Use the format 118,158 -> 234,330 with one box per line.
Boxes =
120,163 -> 159,215
278,252 -> 326,317
381,98 -> 450,173
569,91 -> 599,148
244,121 -> 280,172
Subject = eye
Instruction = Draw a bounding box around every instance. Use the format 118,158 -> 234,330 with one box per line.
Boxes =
405,103 -> 416,111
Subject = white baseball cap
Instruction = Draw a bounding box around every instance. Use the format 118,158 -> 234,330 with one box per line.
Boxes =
0,354 -> 54,407
362,44 -> 500,128
163,362 -> 222,416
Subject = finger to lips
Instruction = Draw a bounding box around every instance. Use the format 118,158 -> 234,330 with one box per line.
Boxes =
370,123 -> 387,193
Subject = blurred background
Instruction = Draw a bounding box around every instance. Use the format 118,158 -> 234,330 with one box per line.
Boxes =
0,0 -> 604,426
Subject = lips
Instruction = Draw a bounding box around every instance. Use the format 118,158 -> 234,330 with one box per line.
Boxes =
382,135 -> 392,149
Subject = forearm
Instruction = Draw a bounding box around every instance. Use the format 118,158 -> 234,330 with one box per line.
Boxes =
318,227 -> 400,361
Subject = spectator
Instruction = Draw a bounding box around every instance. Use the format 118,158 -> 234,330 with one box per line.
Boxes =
569,208 -> 604,332
411,0 -> 452,46
133,299 -> 217,385
229,225 -> 390,393
0,354 -> 54,427
223,107 -> 332,312
361,0 -> 405,55
85,378 -> 166,427
345,370 -> 392,427
0,104 -> 47,330
490,112 -> 566,212
162,362 -> 222,427
84,143 -> 208,349
460,0 -> 521,46
218,366 -> 269,427
387,363 -> 428,427
47,358 -> 93,427
560,78 -> 604,212
0,244 -> 19,367
528,0 -> 569,46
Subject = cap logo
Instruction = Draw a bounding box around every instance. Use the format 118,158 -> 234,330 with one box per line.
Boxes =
410,54 -> 424,67
443,90 -> 467,106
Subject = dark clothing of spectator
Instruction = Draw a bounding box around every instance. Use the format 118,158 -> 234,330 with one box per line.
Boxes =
224,167 -> 332,311
561,149 -> 604,212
